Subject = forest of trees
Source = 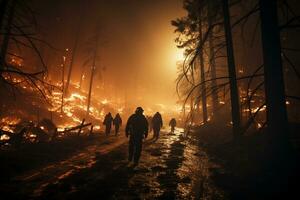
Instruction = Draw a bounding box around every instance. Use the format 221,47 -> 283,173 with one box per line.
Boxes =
0,0 -> 299,158
172,0 -> 300,178
0,0 -> 110,145
0,0 -> 299,198
0,0 -> 299,160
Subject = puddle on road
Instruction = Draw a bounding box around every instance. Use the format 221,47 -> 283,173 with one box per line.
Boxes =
113,128 -> 227,199
177,134 -> 226,199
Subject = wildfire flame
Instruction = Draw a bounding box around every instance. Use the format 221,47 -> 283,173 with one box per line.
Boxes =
0,117 -> 21,133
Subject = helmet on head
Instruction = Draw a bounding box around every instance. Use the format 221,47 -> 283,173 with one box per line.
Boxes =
135,106 -> 144,114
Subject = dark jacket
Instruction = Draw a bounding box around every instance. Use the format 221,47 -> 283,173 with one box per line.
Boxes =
169,118 -> 176,127
103,114 -> 113,126
113,115 -> 122,126
152,113 -> 163,129
125,113 -> 148,139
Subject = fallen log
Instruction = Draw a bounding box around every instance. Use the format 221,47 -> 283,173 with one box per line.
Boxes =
59,122 -> 92,134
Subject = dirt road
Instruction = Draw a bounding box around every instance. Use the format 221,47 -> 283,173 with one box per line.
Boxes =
4,129 -> 226,199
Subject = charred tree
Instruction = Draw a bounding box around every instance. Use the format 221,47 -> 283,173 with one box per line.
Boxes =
207,1 -> 218,116
0,0 -> 9,72
86,35 -> 98,117
86,65 -> 95,116
0,0 -> 16,68
259,0 -> 291,156
0,0 -> 9,31
61,55 -> 66,114
222,0 -> 241,138
198,18 -> 208,123
79,65 -> 85,90
64,29 -> 80,95
64,11 -> 83,96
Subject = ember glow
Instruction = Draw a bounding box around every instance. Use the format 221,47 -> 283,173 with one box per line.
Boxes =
48,88 -> 108,129
0,117 -> 21,133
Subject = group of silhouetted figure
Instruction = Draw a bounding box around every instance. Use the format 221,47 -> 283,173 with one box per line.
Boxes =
103,113 -> 122,136
102,107 -> 177,167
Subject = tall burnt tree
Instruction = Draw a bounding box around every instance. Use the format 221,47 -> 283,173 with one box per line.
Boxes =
86,37 -> 98,117
222,0 -> 241,138
172,0 -> 209,124
0,1 -> 9,29
207,0 -> 218,115
198,13 -> 208,123
84,24 -> 105,117
79,63 -> 85,89
259,0 -> 291,156
86,55 -> 96,117
64,22 -> 81,96
0,0 -> 16,68
64,4 -> 84,96
0,1 -> 9,58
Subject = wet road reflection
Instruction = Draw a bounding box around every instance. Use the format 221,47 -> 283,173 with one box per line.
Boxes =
7,128 -> 226,199
112,128 -> 226,199
11,135 -> 127,198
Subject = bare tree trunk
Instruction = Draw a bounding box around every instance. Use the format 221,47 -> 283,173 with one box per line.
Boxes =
86,66 -> 95,117
222,0 -> 241,139
0,0 -> 9,31
198,7 -> 208,123
60,56 -> 66,114
208,1 -> 218,116
259,2 -> 296,195
259,0 -> 291,156
199,38 -> 208,123
79,65 -> 85,90
0,0 -> 16,68
189,95 -> 195,124
65,18 -> 82,95
86,36 -> 98,116
0,0 -> 9,72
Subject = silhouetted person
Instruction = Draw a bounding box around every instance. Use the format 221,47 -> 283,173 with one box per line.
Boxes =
11,127 -> 26,147
125,107 -> 148,166
169,118 -> 176,133
113,113 -> 122,136
51,128 -> 58,141
146,115 -> 153,133
152,112 -> 163,140
103,112 -> 113,136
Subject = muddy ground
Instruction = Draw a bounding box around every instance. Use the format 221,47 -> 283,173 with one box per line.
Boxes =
1,125 -> 299,200
0,128 -> 229,200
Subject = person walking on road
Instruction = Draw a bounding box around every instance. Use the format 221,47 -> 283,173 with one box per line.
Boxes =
125,107 -> 148,166
103,112 -> 113,136
152,112 -> 163,140
169,118 -> 177,133
146,115 -> 153,133
113,113 -> 122,136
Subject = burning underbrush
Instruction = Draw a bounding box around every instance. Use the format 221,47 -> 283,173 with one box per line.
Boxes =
0,79 -> 118,147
